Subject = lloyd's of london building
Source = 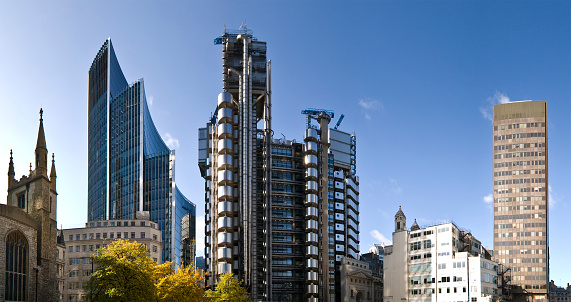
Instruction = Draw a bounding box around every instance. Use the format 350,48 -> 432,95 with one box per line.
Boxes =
88,39 -> 195,266
198,29 -> 360,302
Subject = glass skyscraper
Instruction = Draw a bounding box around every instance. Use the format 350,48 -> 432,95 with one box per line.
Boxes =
88,39 -> 194,265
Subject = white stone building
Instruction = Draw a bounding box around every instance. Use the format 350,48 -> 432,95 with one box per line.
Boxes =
383,207 -> 500,302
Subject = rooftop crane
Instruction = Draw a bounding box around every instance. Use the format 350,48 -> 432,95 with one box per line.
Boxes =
301,108 -> 334,128
334,114 -> 345,130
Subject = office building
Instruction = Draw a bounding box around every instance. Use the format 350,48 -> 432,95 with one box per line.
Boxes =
61,213 -> 162,301
198,28 -> 360,302
88,39 -> 195,265
383,207 -> 500,302
492,101 -> 549,301
3,109 -> 59,301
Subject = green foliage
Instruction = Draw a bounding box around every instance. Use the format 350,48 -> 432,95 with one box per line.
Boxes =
86,240 -> 156,302
156,265 -> 209,302
86,239 -> 208,302
206,272 -> 251,302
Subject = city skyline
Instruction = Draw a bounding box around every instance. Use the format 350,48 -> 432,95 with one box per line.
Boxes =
0,0 -> 570,285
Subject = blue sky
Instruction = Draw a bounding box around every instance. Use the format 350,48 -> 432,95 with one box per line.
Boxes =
0,1 -> 569,285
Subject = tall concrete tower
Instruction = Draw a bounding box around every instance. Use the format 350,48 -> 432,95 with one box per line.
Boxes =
492,101 -> 549,302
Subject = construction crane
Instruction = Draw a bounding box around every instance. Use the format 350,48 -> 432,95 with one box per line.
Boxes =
334,114 -> 345,130
301,108 -> 334,128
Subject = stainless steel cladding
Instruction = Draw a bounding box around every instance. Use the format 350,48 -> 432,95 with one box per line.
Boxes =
217,123 -> 233,139
305,181 -> 318,192
307,271 -> 318,280
217,170 -> 233,184
306,207 -> 318,218
217,201 -> 233,215
218,232 -> 233,244
308,284 -> 318,294
218,217 -> 233,229
306,232 -> 318,243
305,141 -> 318,154
305,168 -> 318,179
218,263 -> 232,274
217,139 -> 234,154
218,107 -> 233,123
218,91 -> 233,108
217,154 -> 233,169
218,247 -> 232,260
306,246 -> 318,256
305,193 -> 318,205
304,154 -> 318,167
306,220 -> 318,231
307,258 -> 318,268
305,128 -> 318,142
217,186 -> 233,200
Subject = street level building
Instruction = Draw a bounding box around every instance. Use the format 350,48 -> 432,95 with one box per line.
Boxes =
549,282 -> 570,302
87,39 -> 194,265
492,101 -> 549,301
383,208 -> 500,302
340,257 -> 382,302
198,28 -> 360,302
61,212 -> 162,302
2,109 -> 59,301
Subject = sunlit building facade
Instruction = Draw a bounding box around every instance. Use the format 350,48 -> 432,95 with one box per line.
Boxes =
198,29 -> 360,302
492,101 -> 549,302
88,39 -> 194,265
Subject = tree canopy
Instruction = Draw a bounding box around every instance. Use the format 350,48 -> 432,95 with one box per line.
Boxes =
87,240 -> 251,301
206,272 -> 251,302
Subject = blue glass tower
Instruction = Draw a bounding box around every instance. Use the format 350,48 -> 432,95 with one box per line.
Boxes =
88,39 -> 194,265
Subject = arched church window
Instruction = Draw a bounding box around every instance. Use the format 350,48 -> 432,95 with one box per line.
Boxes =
5,231 -> 28,301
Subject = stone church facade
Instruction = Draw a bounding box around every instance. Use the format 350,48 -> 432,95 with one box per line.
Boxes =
1,109 -> 59,301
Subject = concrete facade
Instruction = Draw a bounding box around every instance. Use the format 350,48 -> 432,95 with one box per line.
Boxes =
492,101 -> 549,302
383,208 -> 500,302
61,215 -> 162,302
340,257 -> 381,302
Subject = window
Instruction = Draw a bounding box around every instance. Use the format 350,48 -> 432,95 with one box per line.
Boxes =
131,221 -> 135,226
76,234 -> 80,241
131,232 -> 135,239
140,232 -> 145,239
110,233 -> 114,239
410,264 -> 421,273
140,221 -> 146,226
410,242 -> 421,251
423,240 -> 432,249
153,234 -> 157,241
103,233 -> 107,239
117,233 -> 121,239
17,194 -> 25,209
75,246 -> 80,252
5,231 -> 28,301
69,246 -> 73,253
424,262 -> 432,271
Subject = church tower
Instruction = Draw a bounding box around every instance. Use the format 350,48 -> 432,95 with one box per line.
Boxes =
7,108 -> 58,301
395,206 -> 406,232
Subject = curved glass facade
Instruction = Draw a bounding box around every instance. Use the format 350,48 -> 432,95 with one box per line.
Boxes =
88,39 -> 194,265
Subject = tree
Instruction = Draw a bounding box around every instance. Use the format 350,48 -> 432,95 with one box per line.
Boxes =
206,272 -> 251,302
156,265 -> 208,302
86,239 -> 157,302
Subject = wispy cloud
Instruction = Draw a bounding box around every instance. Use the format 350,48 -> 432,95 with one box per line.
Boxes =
148,95 -> 154,106
549,185 -> 556,208
164,133 -> 179,149
483,193 -> 493,204
370,230 -> 392,245
358,97 -> 383,120
390,178 -> 402,194
480,92 -> 511,121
